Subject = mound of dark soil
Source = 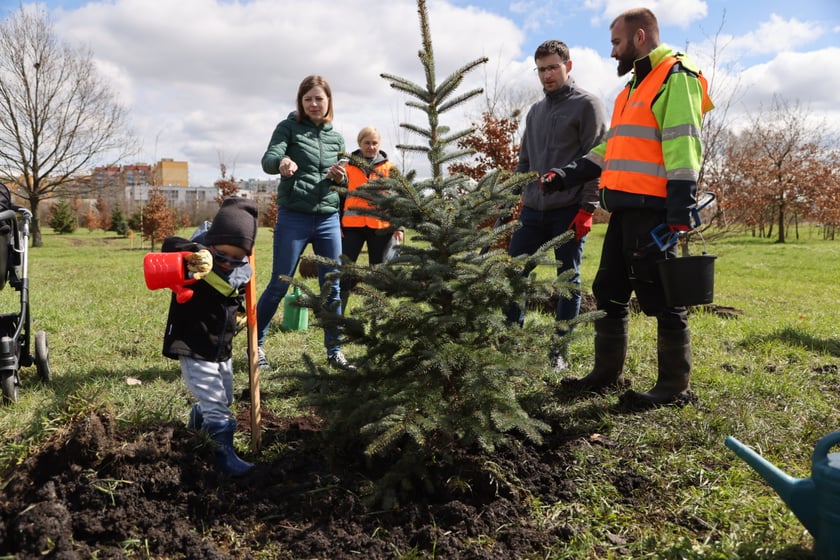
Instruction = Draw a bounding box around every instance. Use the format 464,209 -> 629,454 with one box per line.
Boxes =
0,409 -> 596,559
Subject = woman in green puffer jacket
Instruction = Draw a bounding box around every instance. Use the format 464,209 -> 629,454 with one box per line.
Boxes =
256,75 -> 355,371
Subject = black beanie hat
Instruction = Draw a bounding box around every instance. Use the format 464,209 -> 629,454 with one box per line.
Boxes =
205,197 -> 258,254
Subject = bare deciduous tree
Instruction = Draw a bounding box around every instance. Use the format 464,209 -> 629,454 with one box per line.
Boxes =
691,10 -> 745,235
713,97 -> 836,242
0,6 -> 134,246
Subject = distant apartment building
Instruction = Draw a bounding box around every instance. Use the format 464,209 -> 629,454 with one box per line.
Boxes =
123,164 -> 152,186
67,160 -> 278,225
91,162 -> 157,189
153,158 -> 188,187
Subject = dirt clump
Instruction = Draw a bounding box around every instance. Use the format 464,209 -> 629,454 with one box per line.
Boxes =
1,410 -> 583,559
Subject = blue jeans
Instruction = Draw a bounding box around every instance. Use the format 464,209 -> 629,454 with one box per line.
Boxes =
256,207 -> 343,356
504,205 -> 585,326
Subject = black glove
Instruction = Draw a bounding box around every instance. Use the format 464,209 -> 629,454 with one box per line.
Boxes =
540,168 -> 566,194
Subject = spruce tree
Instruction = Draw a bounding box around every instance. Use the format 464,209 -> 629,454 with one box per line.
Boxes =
47,199 -> 76,234
294,0 -> 582,504
109,206 -> 128,236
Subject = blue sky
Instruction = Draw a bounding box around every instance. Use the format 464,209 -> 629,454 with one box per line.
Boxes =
5,0 -> 839,185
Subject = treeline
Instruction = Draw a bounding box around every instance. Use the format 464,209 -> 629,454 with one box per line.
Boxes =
700,98 -> 838,242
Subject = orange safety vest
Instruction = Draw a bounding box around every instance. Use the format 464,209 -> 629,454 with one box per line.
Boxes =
341,159 -> 393,229
600,56 -> 708,198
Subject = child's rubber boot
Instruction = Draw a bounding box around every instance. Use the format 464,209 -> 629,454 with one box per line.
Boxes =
203,419 -> 254,477
187,404 -> 203,430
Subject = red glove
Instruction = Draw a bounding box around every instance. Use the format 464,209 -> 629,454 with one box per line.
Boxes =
668,223 -> 691,234
569,209 -> 593,242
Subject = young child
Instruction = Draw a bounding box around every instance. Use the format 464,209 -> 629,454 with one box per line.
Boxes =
161,196 -> 258,476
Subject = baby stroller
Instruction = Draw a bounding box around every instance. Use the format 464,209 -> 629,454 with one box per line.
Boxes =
0,183 -> 50,404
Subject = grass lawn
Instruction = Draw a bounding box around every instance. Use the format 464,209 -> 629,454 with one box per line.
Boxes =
1,223 -> 838,558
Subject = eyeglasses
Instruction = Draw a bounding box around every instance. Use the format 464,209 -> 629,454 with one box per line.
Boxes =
534,63 -> 564,74
211,249 -> 249,268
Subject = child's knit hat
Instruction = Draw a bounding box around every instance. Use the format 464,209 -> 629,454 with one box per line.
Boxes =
205,196 -> 258,254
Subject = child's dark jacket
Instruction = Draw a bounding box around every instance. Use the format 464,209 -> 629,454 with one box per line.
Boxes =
161,236 -> 250,362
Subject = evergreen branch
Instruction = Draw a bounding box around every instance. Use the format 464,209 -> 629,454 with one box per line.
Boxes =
404,100 -> 432,114
440,128 -> 475,146
395,143 -> 431,154
435,149 -> 475,166
380,73 -> 431,103
438,87 -> 485,114
364,414 -> 411,457
434,58 -> 488,104
400,122 -> 432,138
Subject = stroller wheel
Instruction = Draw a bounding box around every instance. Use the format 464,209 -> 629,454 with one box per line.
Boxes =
35,330 -> 51,383
1,370 -> 17,404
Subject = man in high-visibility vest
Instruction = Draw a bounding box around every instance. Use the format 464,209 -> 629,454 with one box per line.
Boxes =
541,7 -> 714,409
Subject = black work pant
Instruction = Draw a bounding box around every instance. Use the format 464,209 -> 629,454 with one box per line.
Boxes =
340,226 -> 392,307
592,208 -> 688,331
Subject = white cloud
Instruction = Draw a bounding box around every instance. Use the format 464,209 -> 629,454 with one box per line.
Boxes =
566,46 -> 626,101
583,0 -> 709,28
23,0 -> 840,185
739,47 -> 840,113
684,13 -> 828,74
721,13 -> 825,57
50,0 -> 525,184
691,46 -> 840,140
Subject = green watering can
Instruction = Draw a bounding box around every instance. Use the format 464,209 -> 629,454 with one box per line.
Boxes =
281,286 -> 308,331
725,432 -> 840,559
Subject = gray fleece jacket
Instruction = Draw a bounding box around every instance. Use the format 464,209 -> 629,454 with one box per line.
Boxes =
516,77 -> 607,212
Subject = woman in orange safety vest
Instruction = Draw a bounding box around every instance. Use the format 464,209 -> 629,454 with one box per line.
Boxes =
339,126 -> 403,312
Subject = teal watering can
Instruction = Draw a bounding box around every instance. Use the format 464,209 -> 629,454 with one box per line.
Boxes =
725,432 -> 840,559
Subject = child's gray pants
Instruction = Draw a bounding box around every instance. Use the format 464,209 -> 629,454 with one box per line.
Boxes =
179,356 -> 235,424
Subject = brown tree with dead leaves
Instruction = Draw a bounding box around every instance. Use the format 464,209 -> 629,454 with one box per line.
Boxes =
705,97 -> 839,242
142,187 -> 175,250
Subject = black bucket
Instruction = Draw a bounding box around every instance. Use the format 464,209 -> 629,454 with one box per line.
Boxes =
657,254 -> 716,307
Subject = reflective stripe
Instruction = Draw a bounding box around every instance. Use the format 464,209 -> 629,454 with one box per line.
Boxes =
604,159 -> 667,178
666,167 -> 700,181
613,123 -> 661,142
662,123 -> 701,142
585,152 -> 604,167
204,271 -> 239,297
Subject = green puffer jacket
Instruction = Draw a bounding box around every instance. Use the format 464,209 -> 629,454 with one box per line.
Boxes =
261,112 -> 346,215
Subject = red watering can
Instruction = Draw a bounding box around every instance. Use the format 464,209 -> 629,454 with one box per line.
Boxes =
143,252 -> 199,303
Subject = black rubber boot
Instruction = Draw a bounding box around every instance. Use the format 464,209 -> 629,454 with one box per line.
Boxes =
620,327 -> 693,409
560,317 -> 629,393
204,419 -> 254,477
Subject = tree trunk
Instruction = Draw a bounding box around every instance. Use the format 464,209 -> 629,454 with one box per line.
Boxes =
777,203 -> 785,243
29,195 -> 43,247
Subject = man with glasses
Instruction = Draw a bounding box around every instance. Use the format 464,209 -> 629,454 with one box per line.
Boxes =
504,39 -> 608,372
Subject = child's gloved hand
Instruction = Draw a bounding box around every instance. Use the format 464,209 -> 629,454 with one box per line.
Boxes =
234,311 -> 247,335
186,249 -> 212,280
